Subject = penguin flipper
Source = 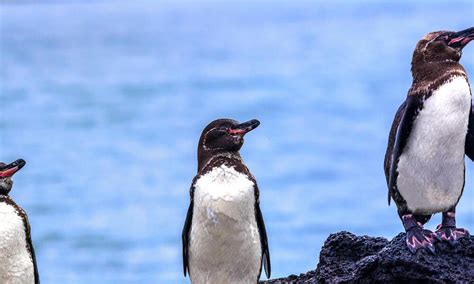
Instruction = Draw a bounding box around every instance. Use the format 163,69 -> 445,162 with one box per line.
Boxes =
254,185 -> 271,279
465,106 -> 474,161
24,216 -> 40,284
182,182 -> 196,277
386,96 -> 422,205
29,237 -> 40,284
384,101 -> 406,186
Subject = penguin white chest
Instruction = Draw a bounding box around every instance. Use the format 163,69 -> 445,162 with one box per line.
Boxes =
190,165 -> 262,284
0,202 -> 34,284
397,76 -> 471,214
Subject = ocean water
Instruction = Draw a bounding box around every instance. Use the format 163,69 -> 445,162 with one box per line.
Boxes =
0,1 -> 473,283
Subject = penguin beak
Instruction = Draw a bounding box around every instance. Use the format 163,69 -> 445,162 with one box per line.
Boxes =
446,27 -> 474,49
228,119 -> 260,135
0,159 -> 26,178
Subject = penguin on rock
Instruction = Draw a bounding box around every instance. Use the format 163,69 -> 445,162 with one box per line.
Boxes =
384,27 -> 474,253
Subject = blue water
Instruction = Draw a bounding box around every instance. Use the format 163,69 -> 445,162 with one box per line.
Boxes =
1,1 -> 473,283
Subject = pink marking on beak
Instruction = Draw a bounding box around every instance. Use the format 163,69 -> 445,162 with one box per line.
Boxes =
448,37 -> 465,45
228,129 -> 247,135
0,166 -> 19,178
461,37 -> 473,45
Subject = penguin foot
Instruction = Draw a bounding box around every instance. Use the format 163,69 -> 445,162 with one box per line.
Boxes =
435,225 -> 470,246
406,227 -> 438,254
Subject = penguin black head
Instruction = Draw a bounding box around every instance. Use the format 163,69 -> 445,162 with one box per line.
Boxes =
0,159 -> 26,195
197,118 -> 260,171
412,27 -> 474,66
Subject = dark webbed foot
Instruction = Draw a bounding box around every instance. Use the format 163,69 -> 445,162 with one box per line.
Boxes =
402,214 -> 438,254
435,211 -> 470,246
406,226 -> 438,254
435,226 -> 469,245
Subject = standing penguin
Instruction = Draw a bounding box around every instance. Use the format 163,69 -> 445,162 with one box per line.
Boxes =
0,159 -> 40,283
182,119 -> 270,283
384,27 -> 474,253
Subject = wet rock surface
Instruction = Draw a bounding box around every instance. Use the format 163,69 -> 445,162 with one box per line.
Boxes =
262,231 -> 474,283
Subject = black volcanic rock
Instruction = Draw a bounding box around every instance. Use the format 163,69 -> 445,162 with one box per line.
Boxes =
262,231 -> 474,283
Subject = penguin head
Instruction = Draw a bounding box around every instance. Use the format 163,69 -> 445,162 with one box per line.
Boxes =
0,159 -> 26,195
197,118 -> 260,170
412,27 -> 474,65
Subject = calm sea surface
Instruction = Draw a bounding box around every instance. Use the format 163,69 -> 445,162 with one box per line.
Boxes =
1,1 -> 473,283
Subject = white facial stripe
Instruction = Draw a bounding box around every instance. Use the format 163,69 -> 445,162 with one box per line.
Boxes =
202,126 -> 222,150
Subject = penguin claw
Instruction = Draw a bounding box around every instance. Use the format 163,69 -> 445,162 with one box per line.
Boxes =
406,227 -> 438,254
435,225 -> 470,246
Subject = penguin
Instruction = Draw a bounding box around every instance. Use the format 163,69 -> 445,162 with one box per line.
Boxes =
384,27 -> 474,253
0,159 -> 40,284
182,118 -> 271,283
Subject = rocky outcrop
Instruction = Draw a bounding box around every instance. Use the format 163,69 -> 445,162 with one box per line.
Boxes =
263,231 -> 474,283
